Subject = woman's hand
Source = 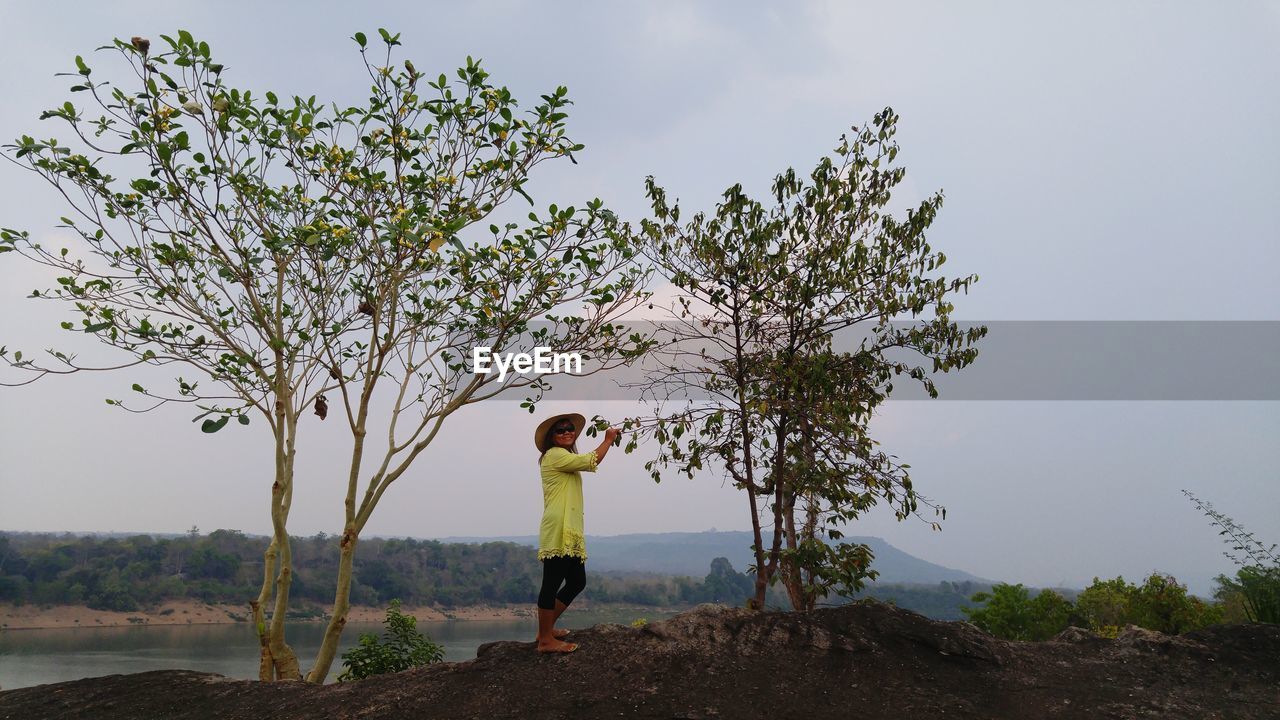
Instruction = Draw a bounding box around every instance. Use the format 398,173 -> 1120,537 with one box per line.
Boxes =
594,427 -> 622,464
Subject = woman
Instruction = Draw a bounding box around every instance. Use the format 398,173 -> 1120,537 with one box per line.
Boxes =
533,412 -> 620,654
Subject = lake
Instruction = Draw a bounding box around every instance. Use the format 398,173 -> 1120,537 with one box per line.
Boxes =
0,608 -> 675,690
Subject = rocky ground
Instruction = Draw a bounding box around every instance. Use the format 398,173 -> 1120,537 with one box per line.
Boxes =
1,600 -> 1276,719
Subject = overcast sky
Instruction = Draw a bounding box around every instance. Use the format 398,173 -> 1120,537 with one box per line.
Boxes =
0,2 -> 1277,596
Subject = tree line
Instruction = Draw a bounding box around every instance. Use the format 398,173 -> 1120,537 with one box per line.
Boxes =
6,529 -> 1270,637
0,530 -> 987,619
0,531 -> 779,612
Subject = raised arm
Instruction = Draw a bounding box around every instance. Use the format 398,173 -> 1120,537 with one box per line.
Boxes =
592,427 -> 621,464
542,428 -> 622,472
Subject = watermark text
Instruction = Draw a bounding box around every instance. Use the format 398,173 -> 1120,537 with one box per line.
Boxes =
471,346 -> 582,381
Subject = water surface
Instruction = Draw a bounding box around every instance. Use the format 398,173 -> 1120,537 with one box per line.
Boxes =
0,607 -> 672,690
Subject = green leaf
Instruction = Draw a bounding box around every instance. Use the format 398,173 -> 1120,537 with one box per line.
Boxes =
237,415 -> 250,426
132,383 -> 145,392
513,184 -> 534,206
83,322 -> 111,333
201,416 -> 230,433
75,55 -> 90,77
354,32 -> 367,48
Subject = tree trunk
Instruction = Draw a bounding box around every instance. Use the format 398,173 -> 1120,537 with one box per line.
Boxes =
780,485 -> 807,611
781,416 -> 819,612
253,396 -> 301,681
252,258 -> 303,681
266,415 -> 301,680
747,482 -> 768,610
799,490 -> 821,611
737,410 -> 768,612
251,539 -> 278,681
306,416 -> 370,683
306,527 -> 357,683
760,409 -> 789,609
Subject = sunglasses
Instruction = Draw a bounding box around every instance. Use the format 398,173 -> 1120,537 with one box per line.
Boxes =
552,425 -> 576,435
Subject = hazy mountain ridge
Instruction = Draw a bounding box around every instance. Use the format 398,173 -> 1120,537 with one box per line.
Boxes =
432,530 -> 991,585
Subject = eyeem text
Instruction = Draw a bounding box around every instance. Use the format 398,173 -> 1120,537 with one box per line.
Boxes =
471,347 -> 582,381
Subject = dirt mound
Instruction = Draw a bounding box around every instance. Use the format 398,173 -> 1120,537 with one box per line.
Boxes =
2,600 -> 1277,719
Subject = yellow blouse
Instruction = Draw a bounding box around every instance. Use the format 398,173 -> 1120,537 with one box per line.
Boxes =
538,446 -> 598,561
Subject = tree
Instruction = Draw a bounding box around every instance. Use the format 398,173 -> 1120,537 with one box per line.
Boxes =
1073,576 -> 1133,635
1215,566 -> 1280,624
1128,573 -> 1223,634
962,583 -> 1073,641
289,32 -> 653,682
703,556 -> 754,604
2,29 -> 653,682
613,109 -> 984,610
1184,490 -> 1280,624
1,30 -> 332,678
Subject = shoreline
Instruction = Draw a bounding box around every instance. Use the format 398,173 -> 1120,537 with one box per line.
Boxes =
1,599 -> 535,631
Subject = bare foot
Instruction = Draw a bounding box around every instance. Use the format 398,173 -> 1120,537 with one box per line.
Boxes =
536,638 -> 578,654
532,628 -> 569,642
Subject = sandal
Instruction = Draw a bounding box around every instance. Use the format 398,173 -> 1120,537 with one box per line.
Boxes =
536,640 -> 579,654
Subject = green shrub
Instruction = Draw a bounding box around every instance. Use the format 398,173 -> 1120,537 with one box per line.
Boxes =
963,583 -> 1072,641
1215,566 -> 1280,624
338,600 -> 444,682
1075,576 -> 1134,631
1076,573 -> 1222,634
1129,573 -> 1222,633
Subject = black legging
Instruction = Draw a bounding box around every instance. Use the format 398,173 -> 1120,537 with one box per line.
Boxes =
538,555 -> 586,610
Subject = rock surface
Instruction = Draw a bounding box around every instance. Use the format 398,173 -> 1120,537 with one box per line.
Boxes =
2,600 -> 1277,719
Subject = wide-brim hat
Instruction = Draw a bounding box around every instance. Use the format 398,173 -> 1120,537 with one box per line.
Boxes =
534,412 -> 587,453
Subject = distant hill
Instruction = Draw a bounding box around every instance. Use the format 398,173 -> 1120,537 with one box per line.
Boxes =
432,530 -> 990,585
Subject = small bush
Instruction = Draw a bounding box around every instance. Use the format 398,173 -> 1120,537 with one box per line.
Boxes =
962,583 -> 1071,641
338,600 -> 444,682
